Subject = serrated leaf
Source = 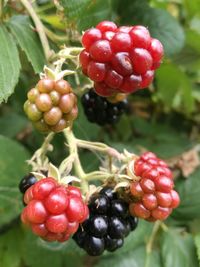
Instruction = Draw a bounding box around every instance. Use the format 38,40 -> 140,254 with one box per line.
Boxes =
8,15 -> 45,73
77,0 -> 113,31
0,135 -> 29,227
60,0 -> 91,19
173,168 -> 200,221
0,25 -> 20,103
161,229 -> 199,267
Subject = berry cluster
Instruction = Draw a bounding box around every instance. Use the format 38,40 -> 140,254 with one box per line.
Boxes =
73,187 -> 138,256
24,79 -> 78,133
128,152 -> 180,221
21,177 -> 88,242
81,90 -> 128,126
80,21 -> 163,97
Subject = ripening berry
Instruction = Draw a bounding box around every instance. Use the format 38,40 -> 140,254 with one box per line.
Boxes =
128,152 -> 180,222
21,178 -> 88,243
80,21 -> 163,96
24,78 -> 78,133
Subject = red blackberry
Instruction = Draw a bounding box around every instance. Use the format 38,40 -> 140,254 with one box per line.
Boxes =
73,186 -> 138,256
81,90 -> 129,126
21,177 -> 88,242
80,21 -> 163,96
128,152 -> 180,221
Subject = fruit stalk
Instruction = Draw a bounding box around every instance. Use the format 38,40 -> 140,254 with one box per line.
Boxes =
27,132 -> 54,170
63,128 -> 88,193
77,139 -> 122,159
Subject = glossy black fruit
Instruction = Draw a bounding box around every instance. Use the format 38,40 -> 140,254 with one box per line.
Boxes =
73,186 -> 139,256
81,90 -> 129,126
89,215 -> 108,237
19,173 -> 37,194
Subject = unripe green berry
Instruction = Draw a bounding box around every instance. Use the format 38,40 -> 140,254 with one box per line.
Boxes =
44,107 -> 62,126
33,119 -> 50,133
24,100 -> 30,113
59,93 -> 75,113
55,80 -> 71,94
35,94 -> 52,112
50,90 -> 61,106
50,118 -> 69,132
37,78 -> 55,93
27,103 -> 42,121
27,88 -> 39,103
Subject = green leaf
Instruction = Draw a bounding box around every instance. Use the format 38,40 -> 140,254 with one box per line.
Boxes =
0,135 -> 29,227
109,117 -> 192,158
8,15 -> 46,73
0,226 -> 24,267
77,0 -> 114,31
61,0 -> 114,31
73,102 -> 100,140
60,0 -> 91,19
0,25 -> 20,103
0,113 -> 27,138
23,232 -> 85,267
119,2 -> 185,56
184,0 -> 200,18
161,229 -> 199,267
96,246 -> 146,267
194,233 -> 200,263
156,63 -> 195,114
173,168 -> 200,221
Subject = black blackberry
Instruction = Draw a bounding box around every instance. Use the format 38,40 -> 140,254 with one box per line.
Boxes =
81,90 -> 129,126
73,186 -> 138,256
19,173 -> 37,194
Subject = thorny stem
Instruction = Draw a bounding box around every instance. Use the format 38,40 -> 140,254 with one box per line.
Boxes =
145,221 -> 161,267
20,0 -> 53,61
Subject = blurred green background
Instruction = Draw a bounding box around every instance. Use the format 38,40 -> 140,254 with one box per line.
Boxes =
0,0 -> 200,266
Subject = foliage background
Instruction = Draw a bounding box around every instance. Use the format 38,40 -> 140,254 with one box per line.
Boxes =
0,0 -> 200,266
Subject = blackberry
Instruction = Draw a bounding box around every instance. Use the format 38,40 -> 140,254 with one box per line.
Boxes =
81,90 -> 128,126
73,186 -> 138,256
19,173 -> 37,194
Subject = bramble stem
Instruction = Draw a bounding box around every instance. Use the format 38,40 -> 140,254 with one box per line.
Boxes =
40,132 -> 55,162
20,0 -> 53,61
63,128 -> 88,193
145,221 -> 161,267
77,139 -> 122,159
